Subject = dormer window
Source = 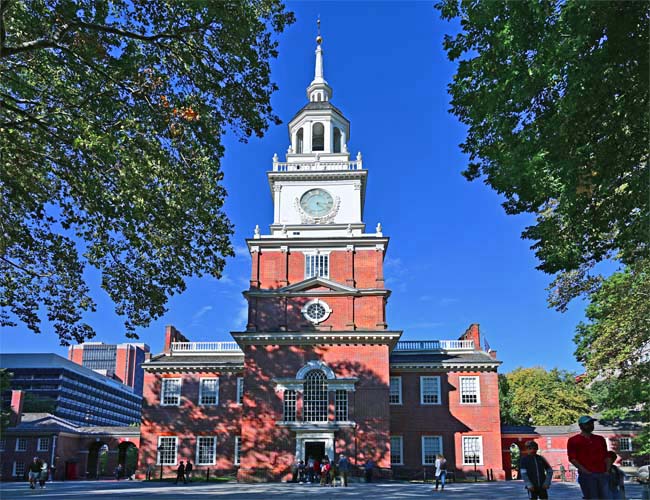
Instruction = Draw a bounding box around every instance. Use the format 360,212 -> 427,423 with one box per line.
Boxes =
312,123 -> 324,151
296,128 -> 303,154
333,127 -> 341,153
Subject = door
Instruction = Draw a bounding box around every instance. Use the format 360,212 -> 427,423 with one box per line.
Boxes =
304,441 -> 326,462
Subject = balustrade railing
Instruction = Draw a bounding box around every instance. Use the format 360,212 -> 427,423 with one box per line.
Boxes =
272,160 -> 362,172
170,342 -> 243,353
394,340 -> 475,351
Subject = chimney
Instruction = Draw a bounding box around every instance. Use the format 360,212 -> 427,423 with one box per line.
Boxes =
163,325 -> 190,354
10,390 -> 24,426
489,350 -> 498,359
459,323 -> 481,350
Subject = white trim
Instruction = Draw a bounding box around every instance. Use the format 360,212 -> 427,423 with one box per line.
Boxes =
301,298 -> 332,324
420,376 -> 441,405
15,437 -> 27,451
421,435 -> 443,465
13,461 -> 25,477
0,438 -> 5,452
389,376 -> 402,405
196,436 -> 217,465
161,378 -> 182,406
618,437 -> 633,452
462,436 -> 484,466
294,431 -> 335,463
157,436 -> 178,465
234,436 -> 241,465
296,360 -> 336,380
236,377 -> 244,405
390,435 -> 404,465
198,377 -> 219,406
37,437 -> 49,452
459,376 -> 481,404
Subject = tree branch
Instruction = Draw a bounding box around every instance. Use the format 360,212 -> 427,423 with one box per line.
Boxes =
0,256 -> 51,278
71,20 -> 205,42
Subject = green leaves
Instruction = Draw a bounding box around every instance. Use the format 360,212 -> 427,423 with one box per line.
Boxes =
0,0 -> 294,343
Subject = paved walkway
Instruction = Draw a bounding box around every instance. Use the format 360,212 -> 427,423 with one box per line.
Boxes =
0,479 -> 646,499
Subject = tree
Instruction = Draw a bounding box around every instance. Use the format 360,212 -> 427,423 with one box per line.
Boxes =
0,369 -> 12,433
0,1 -> 295,344
436,0 -> 649,285
499,367 -> 591,426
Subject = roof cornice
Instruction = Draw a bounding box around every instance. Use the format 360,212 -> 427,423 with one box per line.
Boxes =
389,362 -> 501,372
231,330 -> 403,348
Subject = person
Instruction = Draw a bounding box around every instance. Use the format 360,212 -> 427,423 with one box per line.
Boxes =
434,453 -> 447,491
175,460 -> 186,485
28,457 -> 42,489
567,415 -> 611,499
114,463 -> 123,480
296,460 -> 306,483
520,441 -> 553,500
320,456 -> 330,486
185,460 -> 193,482
145,463 -> 154,481
306,456 -> 315,483
39,460 -> 48,489
364,457 -> 375,483
313,457 -> 320,483
329,460 -> 338,487
637,464 -> 650,500
607,451 -> 625,499
338,454 -> 350,487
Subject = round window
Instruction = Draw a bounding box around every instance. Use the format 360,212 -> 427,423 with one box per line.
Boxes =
302,299 -> 331,324
306,302 -> 326,321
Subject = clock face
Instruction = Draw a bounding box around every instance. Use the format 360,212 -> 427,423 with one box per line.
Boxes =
300,189 -> 334,217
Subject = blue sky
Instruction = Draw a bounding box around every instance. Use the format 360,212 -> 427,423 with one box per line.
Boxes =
2,1 -> 588,374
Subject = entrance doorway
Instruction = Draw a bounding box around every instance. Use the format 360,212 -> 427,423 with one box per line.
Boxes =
304,441 -> 325,462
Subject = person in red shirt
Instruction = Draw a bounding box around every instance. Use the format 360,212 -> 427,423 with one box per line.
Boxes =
567,415 -> 612,499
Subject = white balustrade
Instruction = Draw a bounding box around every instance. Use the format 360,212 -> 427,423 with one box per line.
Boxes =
393,340 -> 474,351
272,160 -> 362,172
170,342 -> 243,353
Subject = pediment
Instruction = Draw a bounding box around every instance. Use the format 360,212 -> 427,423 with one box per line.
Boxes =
280,277 -> 357,294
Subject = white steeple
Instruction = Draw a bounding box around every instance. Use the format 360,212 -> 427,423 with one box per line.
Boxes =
306,19 -> 332,102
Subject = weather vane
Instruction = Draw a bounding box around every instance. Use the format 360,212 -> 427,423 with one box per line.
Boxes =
316,16 -> 322,45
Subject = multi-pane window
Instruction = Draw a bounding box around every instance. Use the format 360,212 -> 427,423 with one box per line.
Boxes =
236,377 -> 244,405
82,344 -> 117,371
335,390 -> 348,421
0,438 -> 5,452
460,376 -> 480,404
199,378 -> 219,405
161,378 -> 182,406
15,438 -> 27,451
618,437 -> 632,452
420,376 -> 441,405
305,253 -> 329,278
390,436 -> 403,465
422,436 -> 443,465
283,390 -> 297,421
13,462 -> 25,477
621,459 -> 634,467
234,436 -> 241,465
37,438 -> 49,452
462,436 -> 483,465
303,370 -> 328,422
157,436 -> 178,465
389,376 -> 402,405
196,436 -> 217,465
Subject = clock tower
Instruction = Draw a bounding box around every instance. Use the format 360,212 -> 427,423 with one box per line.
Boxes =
233,29 -> 402,481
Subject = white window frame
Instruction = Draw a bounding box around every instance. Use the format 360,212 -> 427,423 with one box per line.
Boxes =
13,461 -> 25,477
335,390 -> 348,421
462,436 -> 484,466
390,436 -> 404,465
420,376 -> 441,405
196,436 -> 217,465
459,376 -> 481,404
621,459 -> 634,467
304,252 -> 330,279
389,376 -> 402,405
234,436 -> 241,466
236,377 -> 244,405
156,436 -> 178,465
198,378 -> 219,406
161,378 -> 182,406
618,437 -> 632,452
15,437 -> 27,452
421,435 -> 443,465
37,437 -> 49,452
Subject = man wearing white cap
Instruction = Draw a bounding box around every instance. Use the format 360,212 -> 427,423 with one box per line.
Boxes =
567,415 -> 612,499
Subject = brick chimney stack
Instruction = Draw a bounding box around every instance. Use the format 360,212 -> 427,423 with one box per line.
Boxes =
163,325 -> 190,354
10,390 -> 24,426
459,323 -> 481,350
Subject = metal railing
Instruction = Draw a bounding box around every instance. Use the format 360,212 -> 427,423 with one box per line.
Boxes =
273,160 -> 362,172
170,342 -> 243,353
393,340 -> 475,351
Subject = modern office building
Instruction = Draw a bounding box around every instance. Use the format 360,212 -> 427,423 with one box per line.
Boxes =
0,353 -> 142,427
68,342 -> 150,396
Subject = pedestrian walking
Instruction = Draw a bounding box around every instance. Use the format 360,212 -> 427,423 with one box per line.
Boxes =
307,456 -> 315,483
567,415 -> 611,499
520,441 -> 552,499
27,457 -> 42,489
114,463 -> 123,480
433,454 -> 447,491
637,464 -> 650,500
607,452 -> 625,499
185,460 -> 193,482
320,456 -> 330,486
39,460 -> 48,489
364,457 -> 375,483
174,460 -> 186,484
338,454 -> 350,487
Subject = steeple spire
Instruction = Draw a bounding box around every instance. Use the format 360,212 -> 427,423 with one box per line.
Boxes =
307,17 -> 332,102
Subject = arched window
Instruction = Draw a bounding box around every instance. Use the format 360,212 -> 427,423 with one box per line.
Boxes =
333,127 -> 341,153
296,128 -> 303,154
303,370 -> 328,422
312,123 -> 324,151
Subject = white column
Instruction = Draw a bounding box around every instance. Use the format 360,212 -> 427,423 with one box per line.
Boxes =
324,119 -> 332,153
306,121 -> 313,153
273,184 -> 282,223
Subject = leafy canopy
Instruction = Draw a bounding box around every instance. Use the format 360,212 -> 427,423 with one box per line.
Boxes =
499,367 -> 591,426
0,0 -> 294,344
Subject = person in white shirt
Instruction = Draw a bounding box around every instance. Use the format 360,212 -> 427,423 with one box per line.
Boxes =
434,454 -> 447,491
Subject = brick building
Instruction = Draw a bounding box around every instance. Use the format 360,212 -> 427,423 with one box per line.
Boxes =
138,32 -> 505,482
